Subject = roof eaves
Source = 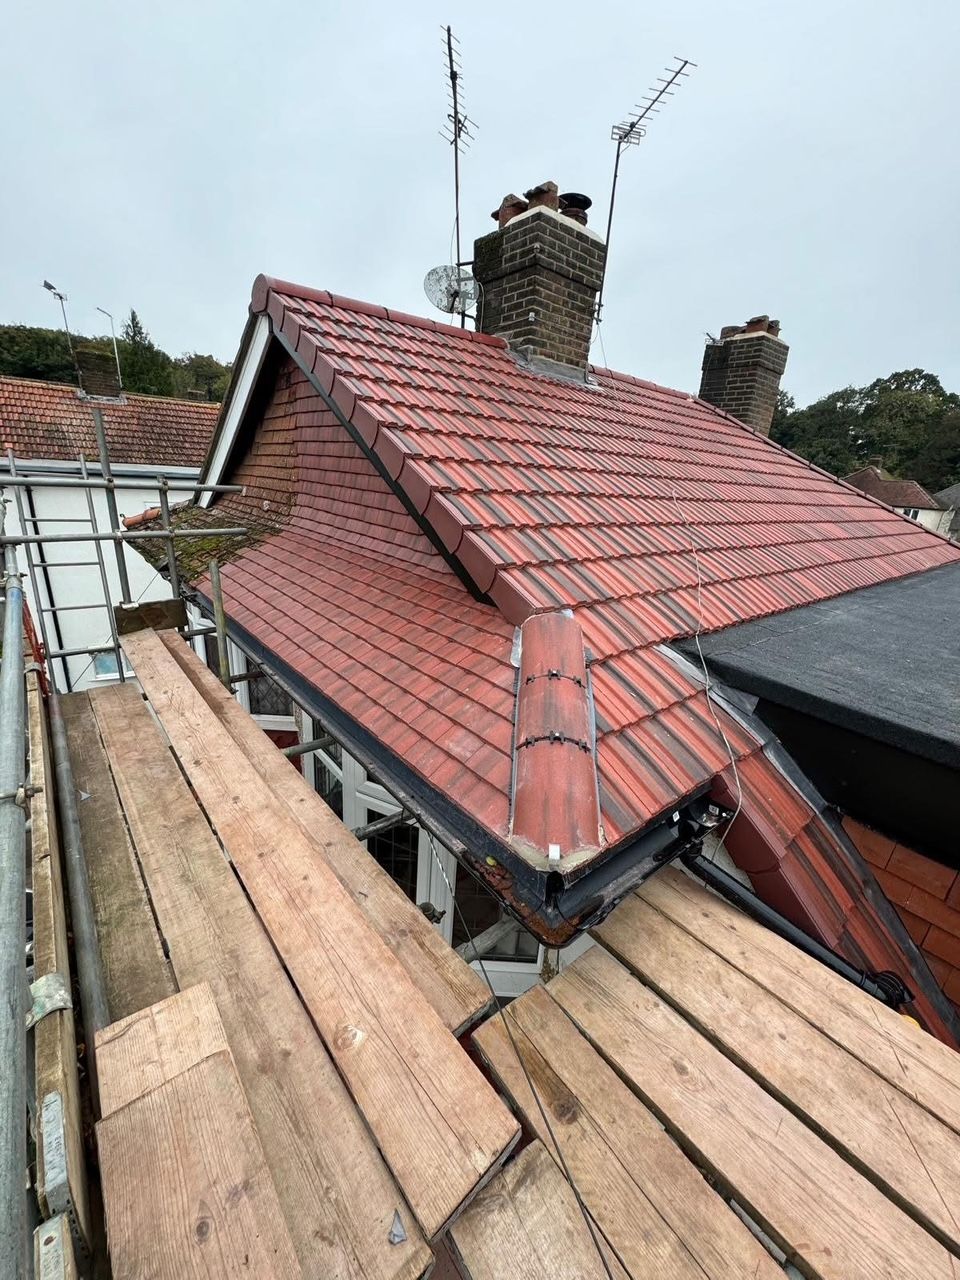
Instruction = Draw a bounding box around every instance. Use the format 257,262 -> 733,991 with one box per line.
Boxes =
191,586 -> 700,943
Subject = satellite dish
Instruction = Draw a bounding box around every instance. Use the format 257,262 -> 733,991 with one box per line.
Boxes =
423,264 -> 480,316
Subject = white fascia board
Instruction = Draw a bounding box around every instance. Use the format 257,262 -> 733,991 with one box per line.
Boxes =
199,312 -> 271,508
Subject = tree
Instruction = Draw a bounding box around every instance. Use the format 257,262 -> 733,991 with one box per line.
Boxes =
172,352 -> 232,402
770,390 -> 796,439
771,386 -> 863,477
771,369 -> 960,492
118,309 -> 174,396
0,316 -> 231,402
0,325 -> 79,384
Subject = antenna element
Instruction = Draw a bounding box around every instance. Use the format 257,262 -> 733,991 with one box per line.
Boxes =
596,56 -> 696,323
440,25 -> 477,327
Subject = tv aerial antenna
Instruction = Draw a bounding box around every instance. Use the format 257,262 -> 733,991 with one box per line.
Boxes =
595,56 -> 696,323
430,24 -> 478,326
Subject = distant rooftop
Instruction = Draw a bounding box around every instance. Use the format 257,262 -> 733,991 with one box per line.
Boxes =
845,464 -> 941,511
0,373 -> 219,468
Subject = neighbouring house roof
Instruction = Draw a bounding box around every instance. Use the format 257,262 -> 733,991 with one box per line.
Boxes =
139,276 -> 960,1042
936,482 -> 960,539
845,464 -> 941,511
0,374 -> 219,468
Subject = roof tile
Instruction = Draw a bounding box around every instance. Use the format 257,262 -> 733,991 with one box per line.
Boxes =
0,375 -> 218,467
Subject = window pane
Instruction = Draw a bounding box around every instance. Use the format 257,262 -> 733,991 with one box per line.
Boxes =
93,651 -> 132,678
316,763 -> 343,820
365,810 -> 418,902
249,673 -> 293,717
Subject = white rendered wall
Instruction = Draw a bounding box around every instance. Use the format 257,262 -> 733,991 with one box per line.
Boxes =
2,463 -> 199,691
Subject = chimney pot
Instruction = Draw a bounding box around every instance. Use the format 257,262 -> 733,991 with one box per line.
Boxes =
523,180 -> 560,211
491,194 -> 529,228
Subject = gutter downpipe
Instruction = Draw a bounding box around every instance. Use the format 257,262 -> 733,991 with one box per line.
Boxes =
0,524 -> 28,1278
683,850 -> 910,1009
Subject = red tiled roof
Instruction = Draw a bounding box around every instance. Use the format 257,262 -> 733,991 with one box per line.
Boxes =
0,375 -> 219,467
234,279 -> 958,845
845,465 -> 941,511
178,277 -> 960,1040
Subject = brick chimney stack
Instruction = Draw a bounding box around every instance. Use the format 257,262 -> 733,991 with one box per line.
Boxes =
698,316 -> 789,436
472,181 -> 605,376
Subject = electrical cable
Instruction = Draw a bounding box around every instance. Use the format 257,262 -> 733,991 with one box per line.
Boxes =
669,491 -> 744,860
425,834 -> 619,1280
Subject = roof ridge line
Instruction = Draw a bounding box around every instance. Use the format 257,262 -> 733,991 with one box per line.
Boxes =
0,371 -> 220,410
250,274 -> 507,348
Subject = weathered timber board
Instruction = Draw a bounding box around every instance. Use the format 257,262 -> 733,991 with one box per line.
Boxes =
97,981 -> 229,1118
121,629 -> 519,1239
449,1140 -> 629,1280
91,681 -> 432,1280
96,986 -> 302,1278
34,1215 -> 78,1280
473,984 -> 781,1280
28,676 -> 91,1253
635,867 -> 960,1136
60,691 -> 174,1020
550,945 -> 956,1280
595,889 -> 960,1252
156,626 -> 492,1036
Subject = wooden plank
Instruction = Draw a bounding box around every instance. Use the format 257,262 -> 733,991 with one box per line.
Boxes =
28,676 -> 91,1255
550,945 -> 956,1280
121,628 -> 519,1239
114,597 -> 186,634
595,891 -> 960,1252
34,1215 -> 78,1280
155,626 -> 492,1036
90,681 -> 433,1280
60,691 -> 175,1020
635,867 -> 960,1135
473,985 -> 782,1280
449,1140 -> 629,1280
96,987 -> 302,1279
96,982 -> 229,1118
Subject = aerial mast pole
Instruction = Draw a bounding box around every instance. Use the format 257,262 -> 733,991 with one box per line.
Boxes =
595,57 -> 696,325
440,25 -> 477,327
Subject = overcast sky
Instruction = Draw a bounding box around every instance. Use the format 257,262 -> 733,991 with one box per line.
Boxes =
3,2 -> 958,405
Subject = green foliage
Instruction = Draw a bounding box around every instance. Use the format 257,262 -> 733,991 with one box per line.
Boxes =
0,311 -> 231,402
0,324 -> 78,383
771,369 -> 960,493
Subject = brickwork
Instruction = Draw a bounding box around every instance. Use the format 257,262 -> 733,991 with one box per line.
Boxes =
473,207 -> 605,371
843,815 -> 960,1011
699,319 -> 789,436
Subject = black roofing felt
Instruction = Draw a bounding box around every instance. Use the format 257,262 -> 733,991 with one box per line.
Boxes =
681,562 -> 960,770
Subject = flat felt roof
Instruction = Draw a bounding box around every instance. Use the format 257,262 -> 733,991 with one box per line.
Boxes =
681,562 -> 960,769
